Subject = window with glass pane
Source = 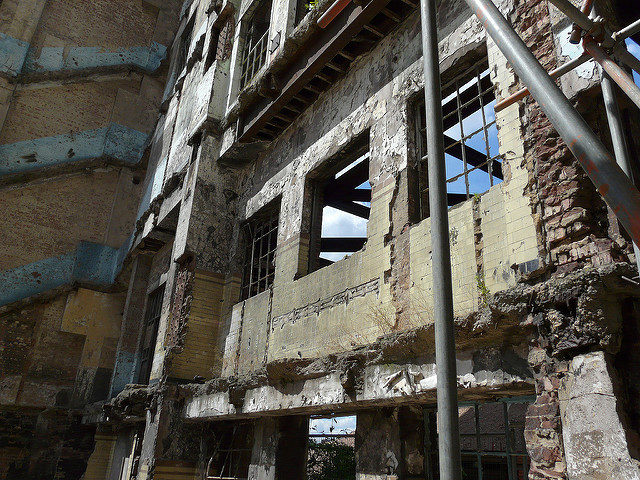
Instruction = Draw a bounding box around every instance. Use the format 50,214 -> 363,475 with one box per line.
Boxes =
241,199 -> 280,299
416,59 -> 502,220
240,0 -> 272,89
424,398 -> 531,480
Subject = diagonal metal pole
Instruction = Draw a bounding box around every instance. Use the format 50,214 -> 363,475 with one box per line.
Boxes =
464,0 -> 640,251
419,0 -> 462,478
600,72 -> 640,274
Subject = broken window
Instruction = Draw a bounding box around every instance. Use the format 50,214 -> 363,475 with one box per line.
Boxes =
305,134 -> 371,272
240,0 -> 273,89
415,59 -> 502,220
205,423 -> 254,480
424,398 -> 531,480
137,285 -> 165,384
307,415 -> 357,480
241,199 -> 280,299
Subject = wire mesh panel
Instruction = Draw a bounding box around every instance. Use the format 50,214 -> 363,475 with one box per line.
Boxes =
240,0 -> 272,89
416,59 -> 503,220
206,424 -> 254,480
138,285 -> 165,384
241,201 -> 280,299
424,397 -> 532,480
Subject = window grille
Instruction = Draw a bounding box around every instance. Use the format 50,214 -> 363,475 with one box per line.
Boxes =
240,0 -> 272,89
307,415 -> 357,480
138,285 -> 165,384
241,200 -> 280,299
416,60 -> 503,220
206,424 -> 253,480
424,398 -> 532,480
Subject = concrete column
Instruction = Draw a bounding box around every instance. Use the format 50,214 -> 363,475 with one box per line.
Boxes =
356,409 -> 401,480
248,418 -> 279,480
110,254 -> 152,397
559,351 -> 640,480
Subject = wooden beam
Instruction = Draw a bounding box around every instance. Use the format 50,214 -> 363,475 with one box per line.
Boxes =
363,23 -> 384,37
325,188 -> 371,202
302,84 -> 323,95
239,0 -> 395,141
315,72 -> 334,83
337,50 -> 355,61
326,62 -> 346,74
321,237 -> 367,252
381,7 -> 401,22
442,134 -> 503,180
326,199 -> 371,218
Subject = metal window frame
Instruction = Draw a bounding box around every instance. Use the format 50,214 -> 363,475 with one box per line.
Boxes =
240,0 -> 273,89
423,396 -> 534,480
416,59 -> 502,219
241,201 -> 280,299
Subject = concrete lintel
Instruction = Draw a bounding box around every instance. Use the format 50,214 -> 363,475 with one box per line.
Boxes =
183,358 -> 534,421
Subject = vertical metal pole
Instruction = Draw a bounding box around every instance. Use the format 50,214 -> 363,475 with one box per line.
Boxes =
419,0 -> 462,478
601,72 -> 640,273
464,0 -> 640,251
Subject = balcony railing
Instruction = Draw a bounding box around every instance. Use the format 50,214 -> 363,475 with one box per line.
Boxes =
240,29 -> 269,89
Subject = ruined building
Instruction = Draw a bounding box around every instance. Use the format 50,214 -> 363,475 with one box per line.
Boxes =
1,0 -> 640,478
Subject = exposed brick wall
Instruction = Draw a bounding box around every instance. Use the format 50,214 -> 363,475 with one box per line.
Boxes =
0,408 -> 95,480
30,0 -> 158,50
517,0 -> 622,275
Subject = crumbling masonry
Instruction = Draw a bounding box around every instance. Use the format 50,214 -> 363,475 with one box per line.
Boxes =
1,0 -> 640,479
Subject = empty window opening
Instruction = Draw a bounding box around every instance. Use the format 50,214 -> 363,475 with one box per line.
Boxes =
424,398 -> 531,480
206,423 -> 254,480
241,199 -> 280,299
240,0 -> 273,89
137,285 -> 165,384
307,415 -> 357,480
415,60 -> 502,220
307,137 -> 371,272
176,15 -> 196,76
204,25 -> 221,71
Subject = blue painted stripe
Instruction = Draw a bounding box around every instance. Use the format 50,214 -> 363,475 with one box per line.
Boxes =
0,33 -> 29,76
0,123 -> 149,175
1,32 -> 166,76
0,241 -> 129,307
23,42 -> 167,74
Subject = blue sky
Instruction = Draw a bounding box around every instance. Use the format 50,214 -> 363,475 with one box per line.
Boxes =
309,415 -> 356,436
627,39 -> 640,86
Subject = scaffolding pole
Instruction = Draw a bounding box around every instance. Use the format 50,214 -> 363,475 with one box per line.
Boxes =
600,72 -> 640,273
419,0 -> 462,478
464,0 -> 640,251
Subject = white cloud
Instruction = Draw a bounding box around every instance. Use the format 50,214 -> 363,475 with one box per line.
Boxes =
309,415 -> 357,435
321,207 -> 367,237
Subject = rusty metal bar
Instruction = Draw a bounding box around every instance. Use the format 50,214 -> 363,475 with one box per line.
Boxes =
614,43 -> 640,76
318,0 -> 353,28
494,53 -> 590,113
584,38 -> 640,110
612,18 -> 640,42
464,0 -> 640,249
547,0 -> 609,45
569,0 -> 594,44
600,71 -> 640,273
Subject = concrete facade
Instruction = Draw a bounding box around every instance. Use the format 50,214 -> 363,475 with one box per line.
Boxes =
1,0 -> 640,479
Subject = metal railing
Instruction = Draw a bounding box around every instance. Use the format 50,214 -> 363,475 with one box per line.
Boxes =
240,29 -> 270,89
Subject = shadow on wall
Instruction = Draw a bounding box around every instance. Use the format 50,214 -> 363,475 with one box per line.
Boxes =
0,237 -> 133,307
